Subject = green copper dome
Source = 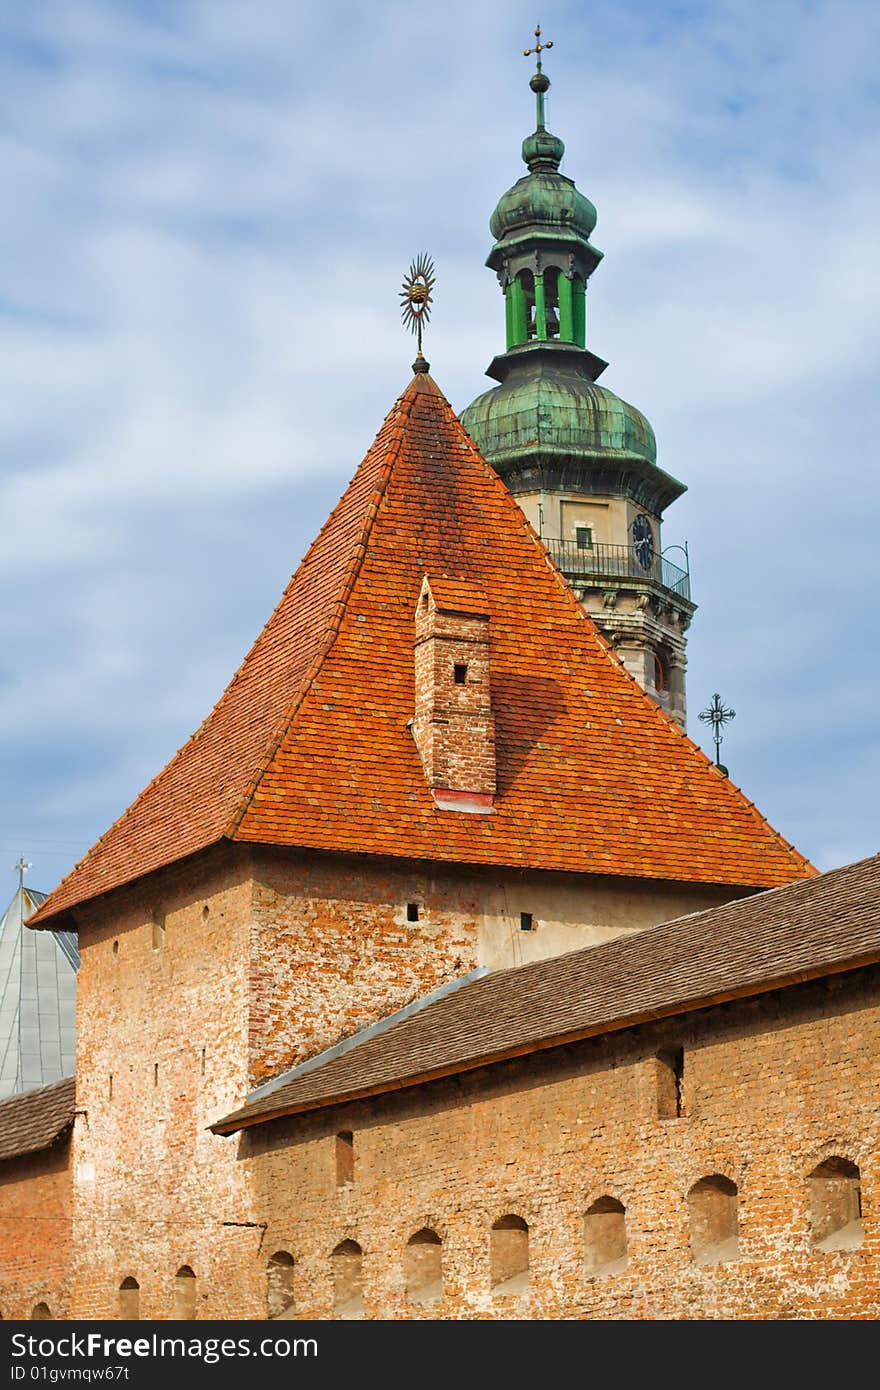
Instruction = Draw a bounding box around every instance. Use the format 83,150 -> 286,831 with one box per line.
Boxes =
462,344 -> 655,468
461,343 -> 683,514
462,49 -> 686,516
489,167 -> 598,245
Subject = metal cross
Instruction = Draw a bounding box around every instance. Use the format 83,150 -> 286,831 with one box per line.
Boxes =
12,857 -> 31,890
523,24 -> 553,69
698,693 -> 736,769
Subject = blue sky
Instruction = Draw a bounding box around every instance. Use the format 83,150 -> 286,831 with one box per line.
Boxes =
1,0 -> 878,897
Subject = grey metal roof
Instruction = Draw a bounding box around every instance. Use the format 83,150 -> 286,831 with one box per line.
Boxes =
0,886 -> 77,1099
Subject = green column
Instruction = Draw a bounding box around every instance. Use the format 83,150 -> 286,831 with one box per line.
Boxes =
557,273 -> 574,343
509,276 -> 528,346
572,276 -> 586,348
534,272 -> 547,341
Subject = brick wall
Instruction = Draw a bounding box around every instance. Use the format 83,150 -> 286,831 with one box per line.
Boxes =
412,580 -> 495,800
0,841 -> 754,1319
68,847 -> 265,1319
242,967 -> 880,1320
247,847 -> 732,1085
0,1139 -> 72,1319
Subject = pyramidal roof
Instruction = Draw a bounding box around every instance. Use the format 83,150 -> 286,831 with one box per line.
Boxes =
0,886 -> 77,1096
32,373 -> 814,930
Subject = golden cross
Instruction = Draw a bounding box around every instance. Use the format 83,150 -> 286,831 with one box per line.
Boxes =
523,24 -> 553,63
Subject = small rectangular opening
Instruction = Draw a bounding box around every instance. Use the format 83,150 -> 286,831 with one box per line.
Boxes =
575,526 -> 593,550
151,910 -> 166,952
520,912 -> 534,932
421,593 -> 429,610
153,1063 -> 159,1088
406,902 -> 419,923
336,1130 -> 354,1187
200,1048 -> 206,1076
453,663 -> 468,685
657,1047 -> 684,1119
108,1074 -> 113,1101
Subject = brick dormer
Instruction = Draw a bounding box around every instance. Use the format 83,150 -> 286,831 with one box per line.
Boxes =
411,577 -> 495,813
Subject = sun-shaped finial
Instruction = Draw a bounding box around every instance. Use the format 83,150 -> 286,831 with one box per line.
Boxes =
400,253 -> 435,369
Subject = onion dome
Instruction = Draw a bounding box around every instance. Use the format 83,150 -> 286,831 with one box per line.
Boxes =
461,42 -> 685,518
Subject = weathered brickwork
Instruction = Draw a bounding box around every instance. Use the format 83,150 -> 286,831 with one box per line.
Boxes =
68,847 -> 263,1320
0,1140 -> 72,1319
0,841 -> 779,1320
243,968 -> 880,1320
247,846 -> 732,1085
412,577 -> 496,802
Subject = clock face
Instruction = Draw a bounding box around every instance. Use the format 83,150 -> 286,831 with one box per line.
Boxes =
632,514 -> 655,569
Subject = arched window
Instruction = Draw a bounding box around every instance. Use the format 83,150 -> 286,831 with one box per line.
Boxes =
332,1240 -> 363,1319
687,1175 -> 739,1265
584,1196 -> 628,1277
490,1214 -> 529,1295
518,270 -> 536,339
267,1251 -> 295,1319
405,1228 -> 443,1306
808,1157 -> 863,1252
118,1277 -> 140,1320
173,1265 -> 197,1320
542,267 -> 561,339
30,1303 -> 52,1320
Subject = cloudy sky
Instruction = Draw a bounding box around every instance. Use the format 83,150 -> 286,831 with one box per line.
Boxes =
1,0 -> 877,898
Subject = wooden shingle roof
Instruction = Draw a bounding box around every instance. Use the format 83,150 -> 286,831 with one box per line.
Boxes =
33,372 -> 812,930
214,853 -> 880,1134
0,1075 -> 75,1163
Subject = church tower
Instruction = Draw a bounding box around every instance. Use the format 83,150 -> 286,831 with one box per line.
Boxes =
461,35 -> 694,727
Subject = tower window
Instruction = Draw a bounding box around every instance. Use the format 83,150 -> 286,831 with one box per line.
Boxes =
453,663 -> 468,685
406,902 -> 419,923
520,912 -> 534,932
336,1130 -> 354,1187
151,910 -> 166,951
653,650 -> 670,693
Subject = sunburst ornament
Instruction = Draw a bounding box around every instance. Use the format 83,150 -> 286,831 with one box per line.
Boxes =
400,253 -> 435,368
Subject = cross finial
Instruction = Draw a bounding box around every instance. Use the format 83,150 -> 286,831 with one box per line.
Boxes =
698,693 -> 736,771
12,857 -> 31,891
523,24 -> 553,129
523,24 -> 553,70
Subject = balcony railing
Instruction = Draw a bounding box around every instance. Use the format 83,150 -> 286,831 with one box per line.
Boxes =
544,538 -> 691,602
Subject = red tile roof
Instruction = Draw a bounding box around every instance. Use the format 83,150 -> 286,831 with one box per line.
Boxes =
32,372 -> 814,929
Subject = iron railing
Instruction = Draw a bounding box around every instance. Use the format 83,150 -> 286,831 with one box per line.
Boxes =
545,538 -> 691,601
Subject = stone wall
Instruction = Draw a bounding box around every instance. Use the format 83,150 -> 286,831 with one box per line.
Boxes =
0,1139 -> 73,1319
242,967 -> 880,1320
68,846 -> 264,1319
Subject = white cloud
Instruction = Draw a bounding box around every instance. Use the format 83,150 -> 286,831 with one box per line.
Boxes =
1,0 -> 877,893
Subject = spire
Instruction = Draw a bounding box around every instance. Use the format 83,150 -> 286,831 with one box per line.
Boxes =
522,24 -> 564,171
523,24 -> 553,129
